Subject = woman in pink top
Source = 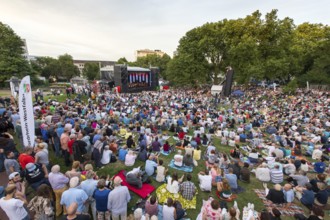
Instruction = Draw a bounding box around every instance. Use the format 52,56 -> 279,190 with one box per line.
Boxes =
202,198 -> 222,220
210,164 -> 222,186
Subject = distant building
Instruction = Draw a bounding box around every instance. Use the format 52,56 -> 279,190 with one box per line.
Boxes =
73,60 -> 116,80
135,49 -> 165,60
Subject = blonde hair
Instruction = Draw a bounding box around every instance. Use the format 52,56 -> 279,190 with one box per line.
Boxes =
72,161 -> 80,169
37,143 -> 45,150
84,164 -> 93,171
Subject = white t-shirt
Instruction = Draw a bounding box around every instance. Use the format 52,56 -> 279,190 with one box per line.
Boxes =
101,149 -> 112,165
198,174 -> 212,191
256,168 -> 271,182
166,177 -> 179,194
163,205 -> 175,220
0,198 -> 28,220
174,155 -> 183,167
125,154 -> 136,166
156,166 -> 166,182
312,149 -> 323,160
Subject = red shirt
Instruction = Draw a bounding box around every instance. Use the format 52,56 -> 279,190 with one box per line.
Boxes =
178,131 -> 185,140
163,143 -> 170,152
68,139 -> 75,155
18,154 -> 35,169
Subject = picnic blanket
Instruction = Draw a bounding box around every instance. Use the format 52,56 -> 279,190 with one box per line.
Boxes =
254,189 -> 304,216
114,170 -> 155,199
169,159 -> 193,172
160,150 -> 171,156
156,184 -> 197,209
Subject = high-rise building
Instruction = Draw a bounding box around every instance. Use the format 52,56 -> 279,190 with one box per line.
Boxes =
135,49 -> 165,60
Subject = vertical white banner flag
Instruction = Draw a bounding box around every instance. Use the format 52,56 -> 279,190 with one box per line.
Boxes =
10,81 -> 17,98
19,76 -> 35,147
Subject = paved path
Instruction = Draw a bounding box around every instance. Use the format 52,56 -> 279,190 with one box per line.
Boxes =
0,171 -> 9,220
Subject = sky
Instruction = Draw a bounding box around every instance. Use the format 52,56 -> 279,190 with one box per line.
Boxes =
1,0 -> 329,61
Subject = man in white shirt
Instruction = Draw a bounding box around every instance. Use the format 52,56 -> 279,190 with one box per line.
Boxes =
174,150 -> 183,167
312,145 -> 323,160
255,163 -> 271,182
198,171 -> 212,191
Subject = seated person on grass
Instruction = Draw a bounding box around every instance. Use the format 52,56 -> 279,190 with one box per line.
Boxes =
263,183 -> 285,204
240,162 -> 250,183
225,168 -> 238,190
179,174 -> 196,200
210,164 -> 222,186
183,154 -> 194,167
166,172 -> 184,194
126,167 -> 143,189
294,183 -> 315,208
206,150 -> 218,167
217,179 -> 234,201
198,171 -> 212,192
255,162 -> 271,182
155,159 -> 167,183
162,141 -> 171,153
174,150 -> 183,167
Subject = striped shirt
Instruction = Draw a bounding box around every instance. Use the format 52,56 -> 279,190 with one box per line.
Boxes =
270,169 -> 283,184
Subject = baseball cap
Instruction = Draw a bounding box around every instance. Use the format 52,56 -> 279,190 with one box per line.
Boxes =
26,163 -> 36,172
8,172 -> 20,180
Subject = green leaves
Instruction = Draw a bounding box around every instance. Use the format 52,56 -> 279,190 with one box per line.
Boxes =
167,10 -> 329,86
0,22 -> 31,82
82,62 -> 100,80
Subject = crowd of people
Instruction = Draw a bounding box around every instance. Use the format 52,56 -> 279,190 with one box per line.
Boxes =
0,85 -> 329,220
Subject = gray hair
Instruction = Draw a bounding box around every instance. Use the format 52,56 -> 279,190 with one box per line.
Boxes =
51,165 -> 60,173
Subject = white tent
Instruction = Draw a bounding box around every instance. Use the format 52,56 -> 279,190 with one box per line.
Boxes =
211,85 -> 223,95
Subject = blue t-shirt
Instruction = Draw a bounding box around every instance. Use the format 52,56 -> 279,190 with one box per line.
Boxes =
145,160 -> 157,176
118,149 -> 128,161
314,162 -> 326,173
60,188 -> 88,213
224,174 -> 238,189
283,189 -> 294,203
93,189 -> 111,211
300,190 -> 314,206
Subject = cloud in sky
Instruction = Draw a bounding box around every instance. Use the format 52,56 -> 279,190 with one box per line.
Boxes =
1,0 -> 329,61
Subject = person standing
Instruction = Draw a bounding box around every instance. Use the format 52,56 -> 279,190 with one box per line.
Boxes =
27,184 -> 54,220
60,177 -> 88,214
4,151 -> 20,175
93,179 -> 111,220
107,176 -> 131,220
80,171 -> 98,220
48,165 -> 69,217
0,185 -> 29,220
60,127 -> 71,166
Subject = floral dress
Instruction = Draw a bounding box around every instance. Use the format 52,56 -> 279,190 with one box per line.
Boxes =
28,196 -> 54,220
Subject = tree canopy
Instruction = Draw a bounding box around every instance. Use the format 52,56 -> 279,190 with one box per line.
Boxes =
166,10 -> 330,86
83,62 -> 100,80
0,22 -> 31,83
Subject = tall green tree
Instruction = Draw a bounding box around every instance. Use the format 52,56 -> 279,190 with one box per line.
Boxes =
0,22 -> 31,83
133,54 -> 171,79
117,57 -> 128,64
83,62 -> 100,80
30,56 -> 60,79
167,53 -> 209,86
58,54 -> 80,80
303,28 -> 330,84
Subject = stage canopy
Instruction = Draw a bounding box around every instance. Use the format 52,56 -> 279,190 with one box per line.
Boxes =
127,67 -> 150,72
